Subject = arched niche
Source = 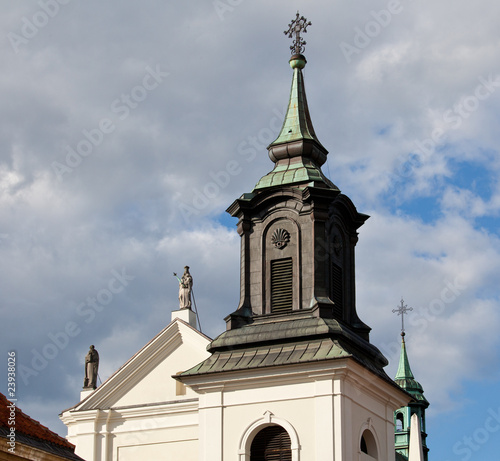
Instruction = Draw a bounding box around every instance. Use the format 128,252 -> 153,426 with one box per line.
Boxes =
358,419 -> 380,460
238,412 -> 300,461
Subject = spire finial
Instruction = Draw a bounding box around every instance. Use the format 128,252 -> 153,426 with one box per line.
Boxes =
392,298 -> 413,336
284,11 -> 312,56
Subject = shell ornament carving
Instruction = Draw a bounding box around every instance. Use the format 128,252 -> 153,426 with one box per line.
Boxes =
271,228 -> 290,249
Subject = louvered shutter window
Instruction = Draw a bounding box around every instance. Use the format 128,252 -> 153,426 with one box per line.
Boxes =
271,258 -> 293,314
250,425 -> 292,461
331,263 -> 343,314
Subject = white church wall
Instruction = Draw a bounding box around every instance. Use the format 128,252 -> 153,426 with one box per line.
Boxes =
117,439 -> 198,461
64,400 -> 201,461
188,358 -> 408,461
110,337 -> 203,408
223,397 -> 317,459
61,318 -> 211,461
110,412 -> 199,461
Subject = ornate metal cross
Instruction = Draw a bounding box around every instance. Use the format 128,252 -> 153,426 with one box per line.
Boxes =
392,298 -> 413,334
284,11 -> 312,55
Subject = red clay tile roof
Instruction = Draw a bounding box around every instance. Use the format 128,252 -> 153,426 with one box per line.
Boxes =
0,392 -> 74,449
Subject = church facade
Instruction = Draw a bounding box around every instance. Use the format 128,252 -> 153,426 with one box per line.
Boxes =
60,310 -> 211,461
61,14 -> 427,461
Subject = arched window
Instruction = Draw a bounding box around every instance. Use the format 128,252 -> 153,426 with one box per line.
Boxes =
360,429 -> 378,459
395,413 -> 404,432
250,425 -> 291,461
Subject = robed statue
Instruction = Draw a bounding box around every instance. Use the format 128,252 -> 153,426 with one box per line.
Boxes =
178,266 -> 193,310
84,345 -> 99,389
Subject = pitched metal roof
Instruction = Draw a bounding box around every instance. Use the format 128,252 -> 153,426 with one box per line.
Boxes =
181,337 -> 351,376
253,157 -> 338,191
178,314 -> 400,389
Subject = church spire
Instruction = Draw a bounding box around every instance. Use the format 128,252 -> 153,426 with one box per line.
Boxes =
393,299 -> 415,381
395,333 -> 415,380
254,12 -> 336,191
393,301 -> 429,461
268,54 -> 325,152
395,333 -> 425,396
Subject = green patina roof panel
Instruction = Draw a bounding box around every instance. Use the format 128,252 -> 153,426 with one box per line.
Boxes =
395,337 -> 414,380
269,67 -> 317,146
394,336 -> 429,406
179,338 -> 348,377
253,160 -> 338,191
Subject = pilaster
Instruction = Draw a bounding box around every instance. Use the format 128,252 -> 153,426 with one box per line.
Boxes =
199,388 -> 224,461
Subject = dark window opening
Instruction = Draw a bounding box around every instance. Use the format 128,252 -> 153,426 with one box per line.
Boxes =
361,436 -> 368,454
396,413 -> 404,432
360,429 -> 378,458
251,425 -> 292,461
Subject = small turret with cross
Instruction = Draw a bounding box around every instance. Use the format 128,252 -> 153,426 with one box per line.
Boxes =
392,298 -> 429,461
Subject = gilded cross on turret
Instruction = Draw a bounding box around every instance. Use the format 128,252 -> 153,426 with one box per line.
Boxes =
392,298 -> 413,336
284,11 -> 312,55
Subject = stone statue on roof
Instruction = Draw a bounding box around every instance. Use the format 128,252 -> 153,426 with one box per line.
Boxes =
178,266 -> 193,310
83,345 -> 99,389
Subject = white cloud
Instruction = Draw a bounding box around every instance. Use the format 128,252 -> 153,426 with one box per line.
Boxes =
356,210 -> 500,412
441,185 -> 500,218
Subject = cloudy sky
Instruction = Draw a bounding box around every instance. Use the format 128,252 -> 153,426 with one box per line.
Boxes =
1,1 -> 500,460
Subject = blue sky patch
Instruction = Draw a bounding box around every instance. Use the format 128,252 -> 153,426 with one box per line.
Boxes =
215,211 -> 238,230
447,158 -> 494,201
